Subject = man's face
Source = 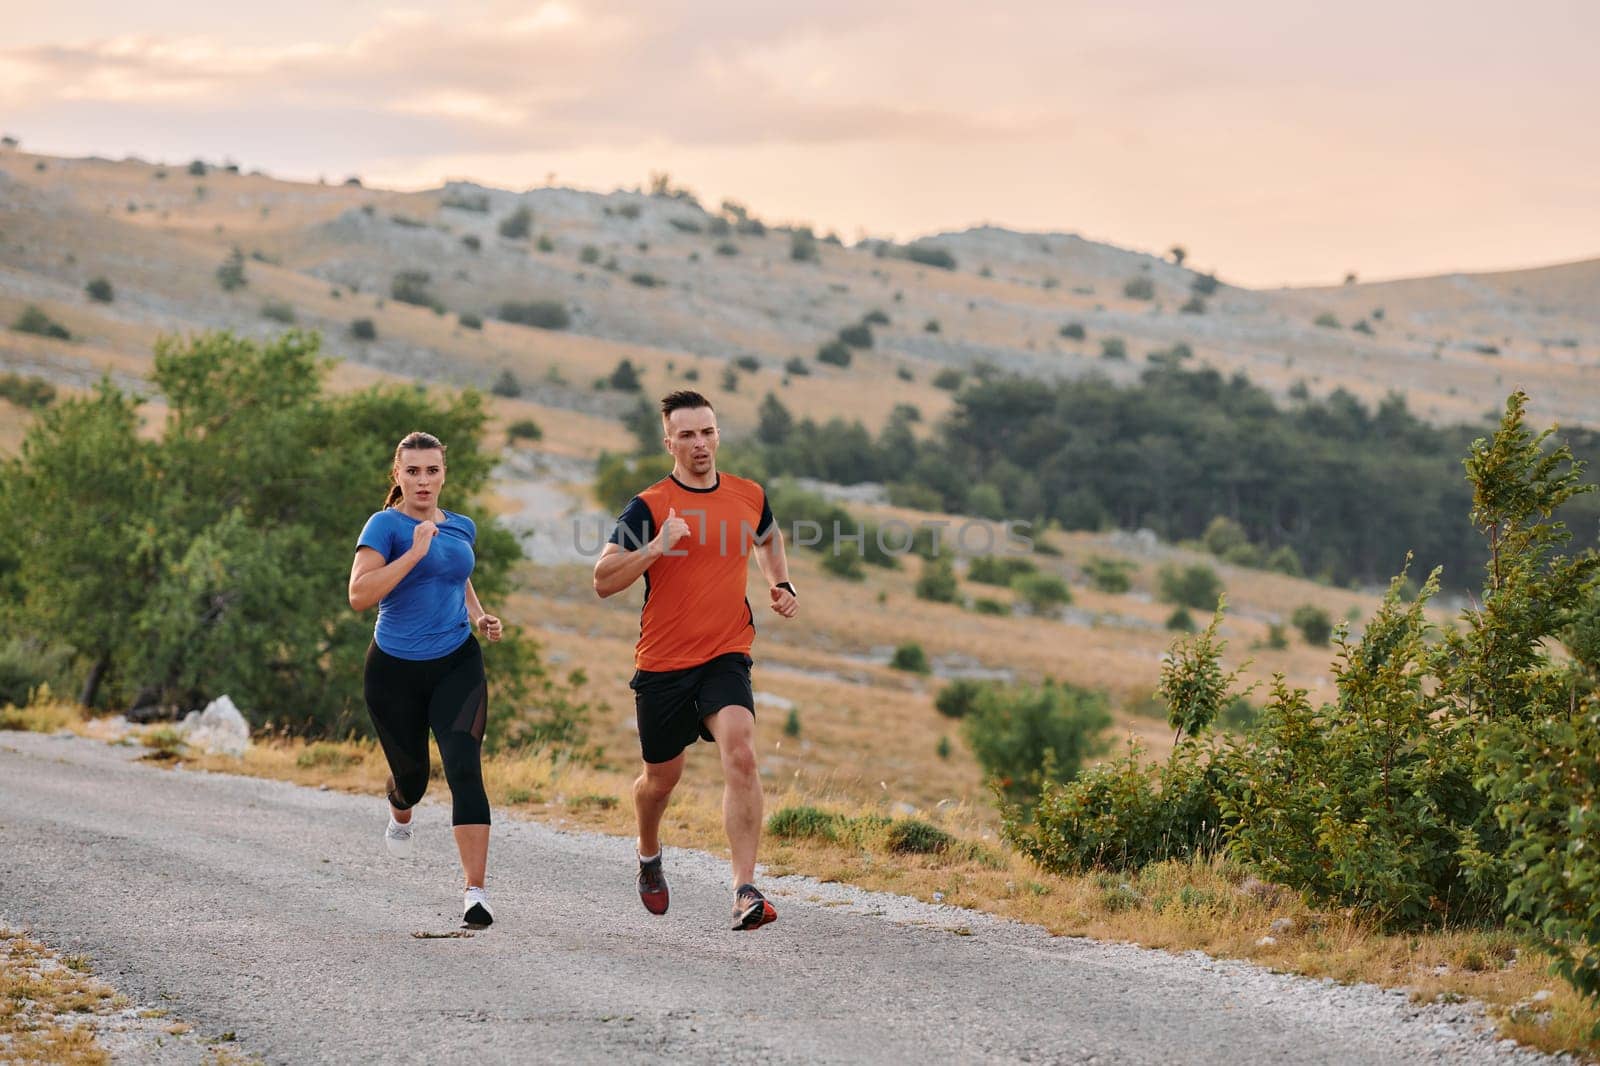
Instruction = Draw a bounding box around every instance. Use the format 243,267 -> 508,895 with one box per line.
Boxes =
664,406 -> 719,476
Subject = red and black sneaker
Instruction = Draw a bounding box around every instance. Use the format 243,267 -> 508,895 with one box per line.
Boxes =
638,855 -> 669,915
732,883 -> 777,931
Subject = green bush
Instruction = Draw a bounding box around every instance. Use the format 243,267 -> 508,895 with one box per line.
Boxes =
593,452 -> 674,514
579,244 -> 601,264
1012,572 -> 1071,615
1202,516 -> 1249,557
13,305 -> 71,341
925,319 -> 941,333
259,301 -> 296,325
216,248 -> 247,292
507,419 -> 542,442
863,309 -> 890,326
1191,273 -> 1219,296
816,341 -> 852,368
0,373 -> 57,409
1314,311 -> 1341,329
783,356 -> 810,377
0,637 -> 73,708
935,678 -> 992,719
714,241 -> 739,257
498,300 -> 570,330
1165,607 -> 1196,632
349,318 -> 376,341
1123,276 -> 1155,300
790,228 -> 818,262
820,549 -> 865,581
967,554 -> 1036,586
890,642 -> 931,674
783,708 -> 800,737
905,243 -> 956,270
838,323 -> 873,349
1265,545 -> 1303,577
390,270 -> 440,310
915,557 -> 959,604
1083,556 -> 1134,594
630,272 -> 661,288
490,370 -> 522,398
498,205 -> 533,239
1058,322 -> 1086,340
609,359 -> 642,392
461,235 -> 481,253
767,805 -> 840,841
1100,337 -> 1127,361
932,368 -> 963,391
886,819 -> 953,855
1290,604 -> 1332,645
459,312 -> 483,330
972,597 -> 1008,616
1157,563 -> 1223,610
964,680 -> 1112,805
1180,296 -> 1206,314
85,277 -> 114,303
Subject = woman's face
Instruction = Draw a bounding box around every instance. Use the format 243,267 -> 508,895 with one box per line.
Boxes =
396,448 -> 446,512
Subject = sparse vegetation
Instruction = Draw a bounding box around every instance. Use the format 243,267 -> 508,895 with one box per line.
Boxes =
1100,337 -> 1127,361
0,372 -> 57,409
630,272 -> 662,288
215,248 -> 247,292
1314,312 -> 1341,329
1123,276 -> 1155,300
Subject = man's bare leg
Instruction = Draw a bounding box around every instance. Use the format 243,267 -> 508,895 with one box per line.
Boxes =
704,705 -> 762,888
634,753 -> 685,858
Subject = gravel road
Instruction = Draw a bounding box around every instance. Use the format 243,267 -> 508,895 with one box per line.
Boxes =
0,732 -> 1570,1065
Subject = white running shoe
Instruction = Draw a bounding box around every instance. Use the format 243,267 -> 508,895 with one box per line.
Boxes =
384,814 -> 415,858
463,886 -> 494,928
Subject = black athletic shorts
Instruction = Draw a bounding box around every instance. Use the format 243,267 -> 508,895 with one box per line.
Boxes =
630,651 -> 755,764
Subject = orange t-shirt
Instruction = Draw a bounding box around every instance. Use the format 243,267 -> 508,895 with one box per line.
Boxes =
608,473 -> 775,671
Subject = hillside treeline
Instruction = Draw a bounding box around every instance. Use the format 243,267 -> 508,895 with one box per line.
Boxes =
738,365 -> 1600,587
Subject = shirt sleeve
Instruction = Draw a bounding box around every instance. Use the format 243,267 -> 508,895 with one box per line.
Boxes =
754,491 -> 775,542
357,511 -> 395,559
607,496 -> 655,551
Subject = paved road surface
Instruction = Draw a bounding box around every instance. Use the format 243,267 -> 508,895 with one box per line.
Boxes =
0,733 -> 1560,1065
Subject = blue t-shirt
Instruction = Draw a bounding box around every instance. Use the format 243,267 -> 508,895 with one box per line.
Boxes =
357,508 -> 477,660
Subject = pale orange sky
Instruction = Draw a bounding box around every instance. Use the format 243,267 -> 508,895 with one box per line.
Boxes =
3,1 -> 1596,287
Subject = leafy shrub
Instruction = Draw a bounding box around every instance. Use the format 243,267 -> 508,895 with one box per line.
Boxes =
1290,604 -> 1332,645
1012,572 -> 1072,615
498,300 -> 570,330
1157,563 -> 1223,610
972,597 -> 1008,615
890,642 -> 931,674
609,359 -> 642,392
461,235 -> 481,253
820,549 -> 865,581
390,271 -> 440,310
816,341 -> 852,368
1264,623 -> 1288,650
668,217 -> 702,233
260,301 -> 296,325
783,356 -> 810,377
1265,545 -> 1303,577
887,819 -> 953,855
1058,322 -> 1085,340
216,248 -> 247,292
593,452 -> 675,513
935,678 -> 992,718
536,235 -> 554,253
490,370 -> 522,398
925,319 -> 941,333
507,419 -> 542,442
441,190 -> 489,213
905,243 -> 956,270
1191,273 -> 1219,295
1083,556 -> 1134,594
1166,607 -> 1196,632
915,557 -> 959,603
714,241 -> 739,256
85,277 -> 114,303
767,805 -> 841,841
967,554 -> 1036,586
863,309 -> 890,326
0,638 -> 73,708
838,323 -> 873,349
1314,312 -> 1341,329
1100,337 -> 1127,361
1180,296 -> 1206,314
349,318 -> 376,341
964,680 -> 1112,805
458,312 -> 483,330
932,368 -> 963,391
1202,516 -> 1248,558
0,372 -> 57,409
630,272 -> 661,288
12,305 -> 71,340
498,205 -> 533,239
720,367 -> 738,392
1123,276 -> 1155,300
790,228 -> 818,262
579,244 -> 601,265
187,159 -> 207,176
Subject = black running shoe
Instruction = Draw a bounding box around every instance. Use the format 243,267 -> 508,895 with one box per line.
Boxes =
638,855 -> 669,915
732,883 -> 776,931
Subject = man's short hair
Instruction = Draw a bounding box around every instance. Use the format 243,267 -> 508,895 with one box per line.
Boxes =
660,389 -> 713,420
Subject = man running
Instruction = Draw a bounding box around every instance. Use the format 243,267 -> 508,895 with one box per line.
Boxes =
593,389 -> 798,931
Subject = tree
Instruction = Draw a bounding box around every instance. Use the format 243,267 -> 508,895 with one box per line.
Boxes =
85,278 -> 114,303
1169,246 -> 1187,266
915,557 -> 960,603
963,681 -> 1111,805
1,331 -> 580,742
609,359 -> 642,392
499,206 -> 533,239
216,248 -> 247,292
1289,604 -> 1332,645
757,392 -> 794,446
790,228 -> 818,263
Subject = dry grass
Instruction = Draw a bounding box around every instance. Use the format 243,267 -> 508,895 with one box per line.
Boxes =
0,692 -> 83,735
0,927 -> 119,1065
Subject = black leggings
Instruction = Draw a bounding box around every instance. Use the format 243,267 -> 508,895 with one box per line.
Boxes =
363,636 -> 491,826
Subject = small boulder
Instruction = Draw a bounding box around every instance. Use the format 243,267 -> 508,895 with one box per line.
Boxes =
175,695 -> 250,756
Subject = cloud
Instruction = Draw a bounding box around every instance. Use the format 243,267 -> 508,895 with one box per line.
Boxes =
0,1 -> 1063,157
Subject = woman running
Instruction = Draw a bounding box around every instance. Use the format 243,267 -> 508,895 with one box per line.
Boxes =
348,430 -> 503,928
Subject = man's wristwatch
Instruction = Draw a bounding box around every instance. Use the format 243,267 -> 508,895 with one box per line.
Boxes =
774,581 -> 797,598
